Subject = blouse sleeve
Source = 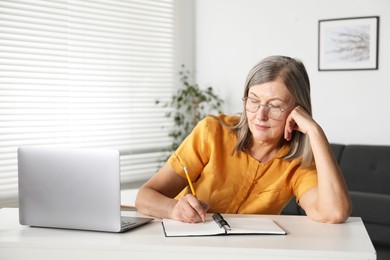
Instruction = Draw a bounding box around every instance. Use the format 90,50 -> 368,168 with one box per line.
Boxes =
168,116 -> 213,181
292,167 -> 318,203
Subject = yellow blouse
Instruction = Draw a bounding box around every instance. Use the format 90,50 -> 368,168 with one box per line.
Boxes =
168,114 -> 318,214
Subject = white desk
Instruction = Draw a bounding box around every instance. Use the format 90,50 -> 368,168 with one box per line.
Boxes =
0,208 -> 376,260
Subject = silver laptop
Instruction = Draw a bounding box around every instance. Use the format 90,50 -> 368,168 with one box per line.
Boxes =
17,146 -> 153,233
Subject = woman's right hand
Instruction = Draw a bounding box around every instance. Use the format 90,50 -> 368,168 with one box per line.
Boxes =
172,194 -> 209,223
135,163 -> 209,222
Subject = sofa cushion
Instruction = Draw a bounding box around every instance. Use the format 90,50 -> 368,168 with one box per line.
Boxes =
364,222 -> 390,247
281,198 -> 306,215
281,198 -> 300,215
339,145 -> 390,195
349,191 -> 390,226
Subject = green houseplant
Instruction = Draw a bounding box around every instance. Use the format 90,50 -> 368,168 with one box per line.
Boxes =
157,65 -> 224,160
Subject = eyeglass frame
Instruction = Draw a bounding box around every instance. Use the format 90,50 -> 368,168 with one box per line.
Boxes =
242,96 -> 288,119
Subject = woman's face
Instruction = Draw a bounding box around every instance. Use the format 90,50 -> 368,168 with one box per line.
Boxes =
246,79 -> 293,145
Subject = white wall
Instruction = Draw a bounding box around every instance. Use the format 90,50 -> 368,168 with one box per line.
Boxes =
194,0 -> 390,145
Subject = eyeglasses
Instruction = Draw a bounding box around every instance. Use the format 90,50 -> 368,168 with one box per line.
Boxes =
242,97 -> 286,119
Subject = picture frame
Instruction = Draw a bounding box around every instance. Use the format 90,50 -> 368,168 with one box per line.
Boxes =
318,16 -> 379,71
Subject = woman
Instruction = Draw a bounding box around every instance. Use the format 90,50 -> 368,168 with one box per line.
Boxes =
135,55 -> 352,224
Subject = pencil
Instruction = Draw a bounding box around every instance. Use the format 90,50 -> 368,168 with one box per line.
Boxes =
183,166 -> 196,197
184,166 -> 205,223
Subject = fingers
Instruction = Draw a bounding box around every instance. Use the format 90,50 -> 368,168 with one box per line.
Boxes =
173,194 -> 209,223
284,106 -> 313,140
284,114 -> 297,141
188,197 -> 209,222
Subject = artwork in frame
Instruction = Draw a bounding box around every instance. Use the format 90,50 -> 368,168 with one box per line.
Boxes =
318,16 -> 379,71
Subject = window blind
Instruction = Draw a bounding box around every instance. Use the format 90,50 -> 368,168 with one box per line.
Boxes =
0,0 -> 176,207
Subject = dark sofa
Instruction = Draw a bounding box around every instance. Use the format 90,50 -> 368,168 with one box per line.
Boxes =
282,143 -> 390,260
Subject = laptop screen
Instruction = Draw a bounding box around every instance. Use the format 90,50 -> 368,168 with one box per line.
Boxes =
18,147 -> 124,232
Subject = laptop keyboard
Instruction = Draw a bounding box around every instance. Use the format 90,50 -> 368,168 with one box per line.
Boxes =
121,217 -> 137,229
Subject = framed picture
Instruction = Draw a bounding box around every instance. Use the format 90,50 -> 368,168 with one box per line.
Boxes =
318,16 -> 379,71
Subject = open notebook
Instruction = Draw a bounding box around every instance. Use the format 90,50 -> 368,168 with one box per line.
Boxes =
162,213 -> 286,237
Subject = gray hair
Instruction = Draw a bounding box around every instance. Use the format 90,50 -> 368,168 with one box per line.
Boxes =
230,55 -> 314,168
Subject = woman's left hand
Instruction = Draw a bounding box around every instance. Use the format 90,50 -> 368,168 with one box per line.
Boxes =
284,106 -> 317,141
